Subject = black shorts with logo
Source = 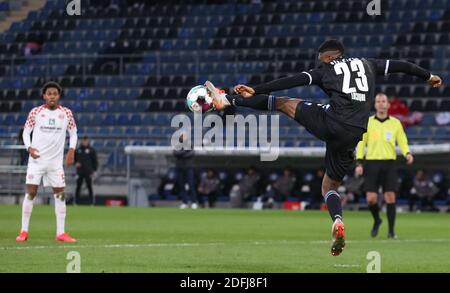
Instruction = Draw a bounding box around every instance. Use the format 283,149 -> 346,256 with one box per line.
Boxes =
363,160 -> 398,193
294,101 -> 365,182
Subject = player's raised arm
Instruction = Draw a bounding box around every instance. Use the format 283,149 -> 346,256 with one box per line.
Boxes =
369,59 -> 443,87
237,70 -> 322,96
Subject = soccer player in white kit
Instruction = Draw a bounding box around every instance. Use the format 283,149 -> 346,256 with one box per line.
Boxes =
16,81 -> 78,242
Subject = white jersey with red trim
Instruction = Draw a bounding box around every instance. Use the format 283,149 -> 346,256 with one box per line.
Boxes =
23,105 -> 77,164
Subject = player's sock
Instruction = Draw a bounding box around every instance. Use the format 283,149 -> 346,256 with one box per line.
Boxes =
21,194 -> 34,232
324,190 -> 343,222
54,192 -> 66,235
368,203 -> 381,222
226,94 -> 277,111
386,203 -> 396,234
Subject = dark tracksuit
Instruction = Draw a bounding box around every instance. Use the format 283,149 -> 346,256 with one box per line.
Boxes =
75,145 -> 98,204
173,148 -> 196,204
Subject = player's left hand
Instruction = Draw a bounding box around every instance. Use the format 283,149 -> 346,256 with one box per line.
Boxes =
406,153 -> 414,165
428,75 -> 442,88
66,149 -> 75,166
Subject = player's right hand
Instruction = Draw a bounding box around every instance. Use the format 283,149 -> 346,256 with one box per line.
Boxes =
28,147 -> 40,159
355,164 -> 363,176
428,74 -> 442,88
234,84 -> 255,98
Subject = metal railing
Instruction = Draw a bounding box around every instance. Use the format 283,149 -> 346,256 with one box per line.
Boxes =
0,145 -> 127,198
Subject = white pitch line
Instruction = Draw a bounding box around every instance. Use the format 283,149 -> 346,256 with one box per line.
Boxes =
0,242 -> 226,251
1,238 -> 450,251
333,264 -> 361,268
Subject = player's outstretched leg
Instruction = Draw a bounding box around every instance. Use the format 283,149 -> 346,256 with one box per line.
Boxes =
322,174 -> 345,256
205,81 -> 302,118
367,192 -> 382,237
206,80 -> 276,111
204,81 -> 231,110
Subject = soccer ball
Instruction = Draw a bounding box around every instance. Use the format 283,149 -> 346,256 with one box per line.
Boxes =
186,85 -> 215,113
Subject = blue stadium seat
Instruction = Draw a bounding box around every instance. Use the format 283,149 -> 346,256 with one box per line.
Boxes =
137,127 -> 150,136
111,127 -> 124,136
129,114 -> 142,125
82,124 -> 96,136
125,127 -> 137,137
2,114 -> 16,126
151,128 -> 163,137
117,114 -> 130,125
102,114 -> 116,126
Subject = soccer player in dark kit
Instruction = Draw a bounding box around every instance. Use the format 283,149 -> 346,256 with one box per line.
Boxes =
205,39 -> 443,256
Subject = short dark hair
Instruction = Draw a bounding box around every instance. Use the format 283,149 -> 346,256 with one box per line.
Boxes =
318,39 -> 345,54
41,81 -> 62,96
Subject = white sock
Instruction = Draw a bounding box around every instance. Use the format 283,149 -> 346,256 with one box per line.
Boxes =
21,194 -> 34,232
54,193 -> 66,235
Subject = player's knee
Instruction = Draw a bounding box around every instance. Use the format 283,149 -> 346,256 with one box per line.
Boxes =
321,177 -> 341,196
27,193 -> 37,200
26,186 -> 38,199
275,97 -> 302,118
54,192 -> 66,202
384,192 -> 396,204
366,193 -> 377,205
54,189 -> 64,194
322,187 -> 340,197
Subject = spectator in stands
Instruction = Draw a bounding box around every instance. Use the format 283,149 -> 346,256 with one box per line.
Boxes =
411,169 -> 440,212
197,168 -> 220,208
238,166 -> 260,203
23,42 -> 41,57
388,96 -> 423,128
260,167 -> 296,209
342,167 -> 365,208
435,112 -> 450,126
23,33 -> 43,57
75,136 -> 98,205
272,167 -> 296,202
174,132 -> 198,209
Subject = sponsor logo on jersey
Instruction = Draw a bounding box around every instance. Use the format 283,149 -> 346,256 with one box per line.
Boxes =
385,131 -> 393,141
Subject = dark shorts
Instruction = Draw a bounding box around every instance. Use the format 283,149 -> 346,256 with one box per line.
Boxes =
294,101 -> 365,182
363,160 -> 398,193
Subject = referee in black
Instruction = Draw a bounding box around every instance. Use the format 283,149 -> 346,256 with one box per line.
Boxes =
356,93 -> 414,239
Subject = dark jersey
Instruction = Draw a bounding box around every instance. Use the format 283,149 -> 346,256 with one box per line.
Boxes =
75,145 -> 98,174
305,57 -> 388,130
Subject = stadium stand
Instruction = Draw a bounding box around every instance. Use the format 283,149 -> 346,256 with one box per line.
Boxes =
0,0 -> 449,205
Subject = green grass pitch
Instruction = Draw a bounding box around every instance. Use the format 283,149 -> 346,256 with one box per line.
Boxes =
1,205 -> 450,272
